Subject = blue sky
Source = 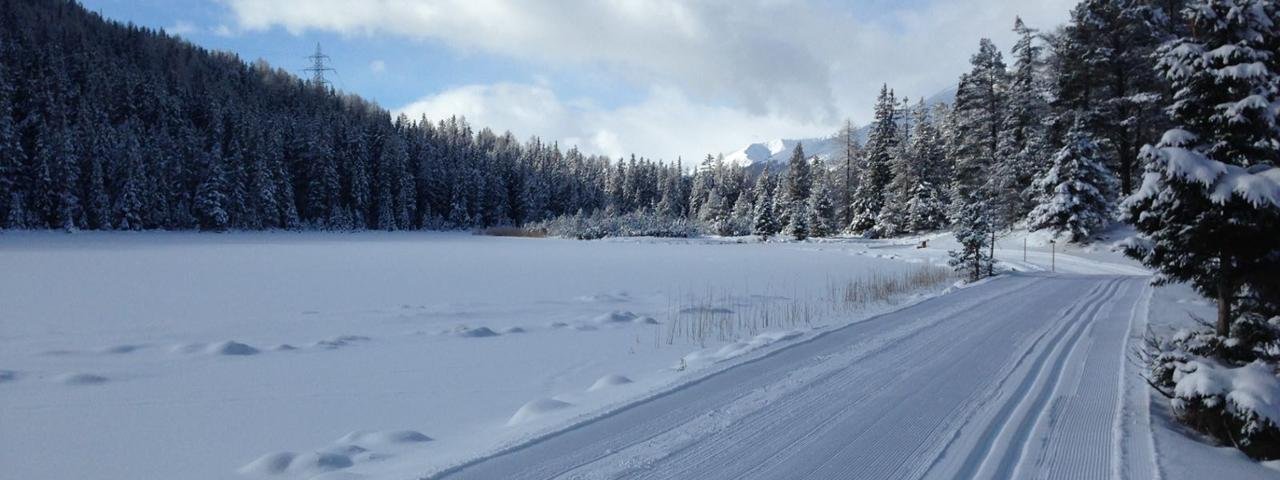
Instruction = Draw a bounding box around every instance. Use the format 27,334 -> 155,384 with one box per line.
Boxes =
80,0 -> 1076,162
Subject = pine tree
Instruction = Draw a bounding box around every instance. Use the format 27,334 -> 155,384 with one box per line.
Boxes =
948,205 -> 994,282
849,85 -> 897,234
1028,121 -> 1115,242
1120,0 -> 1280,336
751,171 -> 778,240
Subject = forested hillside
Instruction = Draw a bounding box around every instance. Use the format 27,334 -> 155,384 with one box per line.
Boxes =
0,0 -> 688,232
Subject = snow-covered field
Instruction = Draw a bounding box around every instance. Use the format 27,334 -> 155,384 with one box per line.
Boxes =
1,230 -> 1273,480
0,232 -> 953,480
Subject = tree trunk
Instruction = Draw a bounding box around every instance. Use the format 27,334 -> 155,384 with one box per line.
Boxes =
1216,277 -> 1232,337
987,229 -> 996,277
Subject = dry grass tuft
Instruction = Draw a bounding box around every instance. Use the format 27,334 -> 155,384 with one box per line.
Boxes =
661,265 -> 955,347
476,226 -> 548,238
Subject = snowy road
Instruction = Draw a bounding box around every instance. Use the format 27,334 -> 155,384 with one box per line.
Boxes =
436,273 -> 1156,480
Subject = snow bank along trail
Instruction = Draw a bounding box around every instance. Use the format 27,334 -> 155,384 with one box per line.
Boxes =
435,274 -> 1156,479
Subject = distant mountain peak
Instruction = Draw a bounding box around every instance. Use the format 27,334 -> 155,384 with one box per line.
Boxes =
718,85 -> 956,168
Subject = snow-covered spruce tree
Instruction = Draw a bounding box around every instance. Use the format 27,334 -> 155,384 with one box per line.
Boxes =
751,170 -> 778,240
1122,0 -> 1280,337
849,85 -> 897,234
777,144 -> 812,234
807,169 -> 836,238
787,201 -> 809,241
948,39 -> 1008,276
1124,0 -> 1280,459
948,205 -> 993,282
996,17 -> 1052,223
905,103 -> 951,232
1027,120 -> 1116,243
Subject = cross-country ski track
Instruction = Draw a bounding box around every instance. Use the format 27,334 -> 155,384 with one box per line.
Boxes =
435,273 -> 1164,480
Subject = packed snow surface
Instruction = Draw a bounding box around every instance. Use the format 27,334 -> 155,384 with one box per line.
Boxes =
1,230 -> 1273,479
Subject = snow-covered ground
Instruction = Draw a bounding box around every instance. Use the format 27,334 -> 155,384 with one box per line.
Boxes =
0,232 -> 952,480
0,230 -> 1273,479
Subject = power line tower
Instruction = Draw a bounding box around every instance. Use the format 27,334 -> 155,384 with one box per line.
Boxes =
303,43 -> 336,87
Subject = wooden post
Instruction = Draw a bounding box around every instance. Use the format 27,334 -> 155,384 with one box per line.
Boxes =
1050,240 -> 1056,272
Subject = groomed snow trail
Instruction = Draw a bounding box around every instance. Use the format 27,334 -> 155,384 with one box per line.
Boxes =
435,274 -> 1153,480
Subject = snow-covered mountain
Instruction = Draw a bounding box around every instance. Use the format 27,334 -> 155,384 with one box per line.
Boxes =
719,86 -> 957,169
720,136 -> 849,168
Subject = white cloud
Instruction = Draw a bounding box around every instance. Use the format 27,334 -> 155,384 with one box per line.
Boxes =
224,0 -> 1077,158
370,59 -> 387,74
211,24 -> 236,37
396,82 -> 831,162
167,20 -> 198,36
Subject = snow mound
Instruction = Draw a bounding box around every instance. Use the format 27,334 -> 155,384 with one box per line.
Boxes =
314,335 -> 370,349
548,321 -> 569,329
205,340 -> 259,356
238,450 -> 350,478
0,370 -> 18,383
683,330 -> 806,365
588,374 -> 634,392
239,451 -> 296,475
54,373 -> 109,385
500,326 -> 526,334
286,451 -> 353,475
507,398 -> 574,426
573,324 -> 599,331
594,310 -> 638,324
336,429 -> 432,445
272,344 -> 298,351
451,326 -> 499,338
637,316 -> 660,325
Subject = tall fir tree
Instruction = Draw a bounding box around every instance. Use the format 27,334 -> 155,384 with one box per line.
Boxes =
1120,0 -> 1280,336
948,38 -> 1008,212
997,17 -> 1052,223
849,85 -> 897,234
